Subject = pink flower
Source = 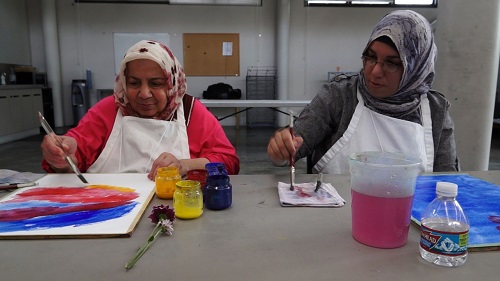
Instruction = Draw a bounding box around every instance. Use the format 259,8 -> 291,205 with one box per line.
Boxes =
125,205 -> 176,270
148,204 -> 175,224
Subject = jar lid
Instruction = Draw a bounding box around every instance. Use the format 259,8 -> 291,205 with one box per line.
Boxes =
436,181 -> 458,197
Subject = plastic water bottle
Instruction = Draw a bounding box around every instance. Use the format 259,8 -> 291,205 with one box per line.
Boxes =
419,182 -> 469,267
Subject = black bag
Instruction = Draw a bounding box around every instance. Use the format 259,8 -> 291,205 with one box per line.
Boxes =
203,83 -> 241,99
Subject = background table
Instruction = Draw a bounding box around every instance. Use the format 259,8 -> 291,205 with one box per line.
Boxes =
199,99 -> 310,129
0,172 -> 498,280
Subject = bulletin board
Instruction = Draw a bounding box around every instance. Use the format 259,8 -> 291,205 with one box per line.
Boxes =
183,33 -> 240,76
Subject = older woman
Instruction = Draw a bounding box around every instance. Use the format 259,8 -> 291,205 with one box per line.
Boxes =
41,40 -> 239,178
267,10 -> 459,174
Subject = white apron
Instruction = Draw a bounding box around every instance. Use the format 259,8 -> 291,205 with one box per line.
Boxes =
313,90 -> 434,174
87,104 -> 190,173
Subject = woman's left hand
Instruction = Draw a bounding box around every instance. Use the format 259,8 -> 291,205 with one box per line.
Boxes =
148,152 -> 185,180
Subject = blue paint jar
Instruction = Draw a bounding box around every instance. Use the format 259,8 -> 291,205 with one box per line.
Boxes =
205,162 -> 228,176
205,175 -> 232,210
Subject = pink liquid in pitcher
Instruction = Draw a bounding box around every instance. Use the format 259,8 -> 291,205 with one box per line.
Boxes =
351,190 -> 414,248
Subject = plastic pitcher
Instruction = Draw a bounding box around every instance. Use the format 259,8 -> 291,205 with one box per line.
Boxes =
349,151 -> 421,248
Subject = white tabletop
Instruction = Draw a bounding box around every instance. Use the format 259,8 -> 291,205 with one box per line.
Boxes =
0,172 -> 498,280
199,99 -> 311,107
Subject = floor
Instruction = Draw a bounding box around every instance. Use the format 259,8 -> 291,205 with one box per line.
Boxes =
0,126 -> 307,175
1,125 -> 499,175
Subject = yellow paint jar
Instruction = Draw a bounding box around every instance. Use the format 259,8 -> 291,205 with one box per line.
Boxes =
174,180 -> 203,219
155,167 -> 181,199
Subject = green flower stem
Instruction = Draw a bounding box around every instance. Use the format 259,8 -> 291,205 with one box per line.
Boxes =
125,221 -> 163,270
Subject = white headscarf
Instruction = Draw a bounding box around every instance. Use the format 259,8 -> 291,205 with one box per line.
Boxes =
358,10 -> 437,124
113,40 -> 187,120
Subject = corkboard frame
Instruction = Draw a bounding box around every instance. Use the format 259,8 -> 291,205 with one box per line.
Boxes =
183,33 -> 240,76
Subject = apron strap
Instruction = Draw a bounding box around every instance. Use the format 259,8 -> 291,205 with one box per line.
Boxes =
183,94 -> 195,126
421,94 -> 434,172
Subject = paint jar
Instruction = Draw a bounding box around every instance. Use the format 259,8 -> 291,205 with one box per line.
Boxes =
205,175 -> 232,210
205,162 -> 228,176
186,169 -> 208,199
155,167 -> 181,199
173,180 -> 203,219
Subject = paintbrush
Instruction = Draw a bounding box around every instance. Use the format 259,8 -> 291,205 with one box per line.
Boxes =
314,172 -> 323,192
289,111 -> 295,191
0,182 -> 38,191
38,112 -> 89,184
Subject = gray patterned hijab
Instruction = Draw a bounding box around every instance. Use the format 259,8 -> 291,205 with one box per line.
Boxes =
358,10 -> 437,124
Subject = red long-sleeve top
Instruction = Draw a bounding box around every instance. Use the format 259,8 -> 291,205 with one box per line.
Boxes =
42,96 -> 240,175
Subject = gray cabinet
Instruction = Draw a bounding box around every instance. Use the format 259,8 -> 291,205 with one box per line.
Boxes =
0,88 -> 43,139
0,93 -> 10,135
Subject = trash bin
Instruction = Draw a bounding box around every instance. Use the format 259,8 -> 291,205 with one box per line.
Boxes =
71,79 -> 89,126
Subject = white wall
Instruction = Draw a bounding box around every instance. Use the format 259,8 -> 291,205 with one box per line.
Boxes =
24,0 -> 437,127
0,0 -> 438,125
7,0 -> 500,171
51,0 -> 277,126
0,0 -> 31,65
28,0 -> 46,73
433,0 -> 500,171
288,3 -> 436,99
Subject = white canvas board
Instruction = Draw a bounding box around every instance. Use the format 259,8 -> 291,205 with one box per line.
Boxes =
0,173 -> 155,239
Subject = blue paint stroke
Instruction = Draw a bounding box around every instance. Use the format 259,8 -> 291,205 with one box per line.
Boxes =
412,174 -> 500,247
0,201 -> 72,211
0,202 -> 137,233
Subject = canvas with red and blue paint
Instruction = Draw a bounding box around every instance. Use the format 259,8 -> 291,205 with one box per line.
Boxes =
411,174 -> 500,249
0,174 -> 155,238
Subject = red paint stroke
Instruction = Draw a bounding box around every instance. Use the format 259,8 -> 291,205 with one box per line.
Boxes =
295,186 -> 312,198
0,186 -> 139,222
489,215 -> 500,232
0,201 -> 129,222
9,186 -> 137,204
489,215 -> 500,224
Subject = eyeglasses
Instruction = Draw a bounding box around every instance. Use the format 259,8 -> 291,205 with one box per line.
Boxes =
361,55 -> 402,73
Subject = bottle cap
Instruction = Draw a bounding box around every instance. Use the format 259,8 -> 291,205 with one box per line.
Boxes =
436,181 -> 458,197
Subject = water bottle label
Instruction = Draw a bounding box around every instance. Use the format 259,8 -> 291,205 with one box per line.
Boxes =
420,225 -> 468,256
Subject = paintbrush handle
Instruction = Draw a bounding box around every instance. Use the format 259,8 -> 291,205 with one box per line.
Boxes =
289,126 -> 295,167
289,126 -> 295,191
40,112 -> 71,161
39,112 -> 61,146
64,155 -> 79,173
0,185 -> 18,191
0,182 -> 37,191
288,111 -> 296,191
39,112 -> 88,184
